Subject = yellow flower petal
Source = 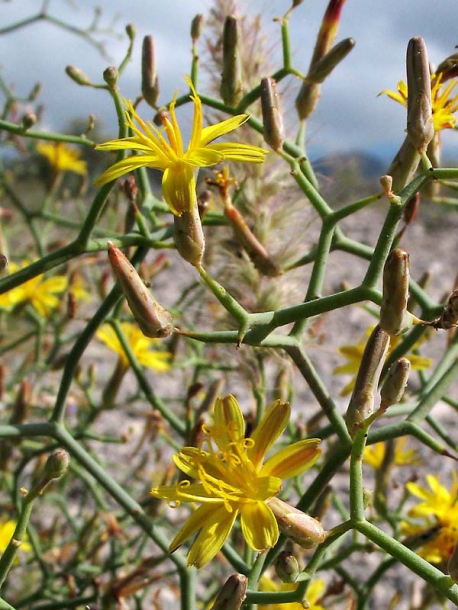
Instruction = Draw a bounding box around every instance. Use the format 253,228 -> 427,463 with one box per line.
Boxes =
240,501 -> 279,551
161,161 -> 197,215
186,505 -> 238,567
213,394 -> 245,446
95,76 -> 268,215
200,115 -> 249,145
261,439 -> 321,480
248,400 -> 290,469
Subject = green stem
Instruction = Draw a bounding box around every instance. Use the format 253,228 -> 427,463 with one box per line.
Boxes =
355,521 -> 458,604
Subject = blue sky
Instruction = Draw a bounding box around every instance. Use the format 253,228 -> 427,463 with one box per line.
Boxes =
2,0 -> 458,161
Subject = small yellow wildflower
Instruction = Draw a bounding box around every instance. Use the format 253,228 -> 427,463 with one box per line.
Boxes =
259,576 -> 326,610
151,395 -> 321,568
95,76 -> 268,216
364,438 -> 421,469
96,322 -> 171,373
402,473 -> 458,563
334,325 -> 431,396
0,517 -> 31,555
381,74 -> 458,131
0,261 -> 68,317
36,141 -> 87,175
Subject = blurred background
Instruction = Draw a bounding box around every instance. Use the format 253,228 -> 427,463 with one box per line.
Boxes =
2,0 -> 458,163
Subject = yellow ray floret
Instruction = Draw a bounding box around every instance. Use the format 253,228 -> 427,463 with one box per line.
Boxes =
95,76 -> 268,215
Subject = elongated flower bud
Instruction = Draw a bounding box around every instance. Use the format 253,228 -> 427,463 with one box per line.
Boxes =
191,14 -> 205,42
346,325 -> 390,436
65,65 -> 92,86
142,36 -> 159,108
295,0 -> 346,120
306,37 -> 355,84
275,551 -> 300,583
107,243 -> 173,338
380,358 -> 411,409
261,77 -> 285,151
268,497 -> 327,549
173,204 -> 205,266
220,15 -> 242,107
380,248 -> 411,336
125,23 -> 136,42
406,37 -> 434,154
210,574 -> 247,610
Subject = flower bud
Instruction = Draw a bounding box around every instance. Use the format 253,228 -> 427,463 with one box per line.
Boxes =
173,204 -> 206,266
346,325 -> 390,436
29,82 -> 42,101
295,0 -> 346,120
435,52 -> 458,82
22,113 -> 37,130
125,23 -> 136,42
380,358 -> 411,409
65,65 -> 92,86
43,449 -> 70,481
306,38 -> 355,84
209,574 -> 247,610
261,77 -> 285,151
220,15 -> 242,107
406,37 -> 434,154
268,497 -> 327,549
141,36 -> 160,108
386,137 -> 421,193
403,192 -> 420,225
380,248 -> 411,336
191,14 -> 205,43
448,541 -> 458,581
103,66 -> 119,89
107,243 -> 173,338
275,551 -> 300,583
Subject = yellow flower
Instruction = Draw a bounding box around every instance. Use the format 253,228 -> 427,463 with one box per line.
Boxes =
402,473 -> 458,563
334,325 -> 431,396
363,438 -> 422,469
94,76 -> 268,215
96,322 -> 171,372
36,141 -> 87,175
0,517 -> 31,555
151,395 -> 321,568
380,74 -> 458,131
259,576 -> 326,610
0,261 -> 68,317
